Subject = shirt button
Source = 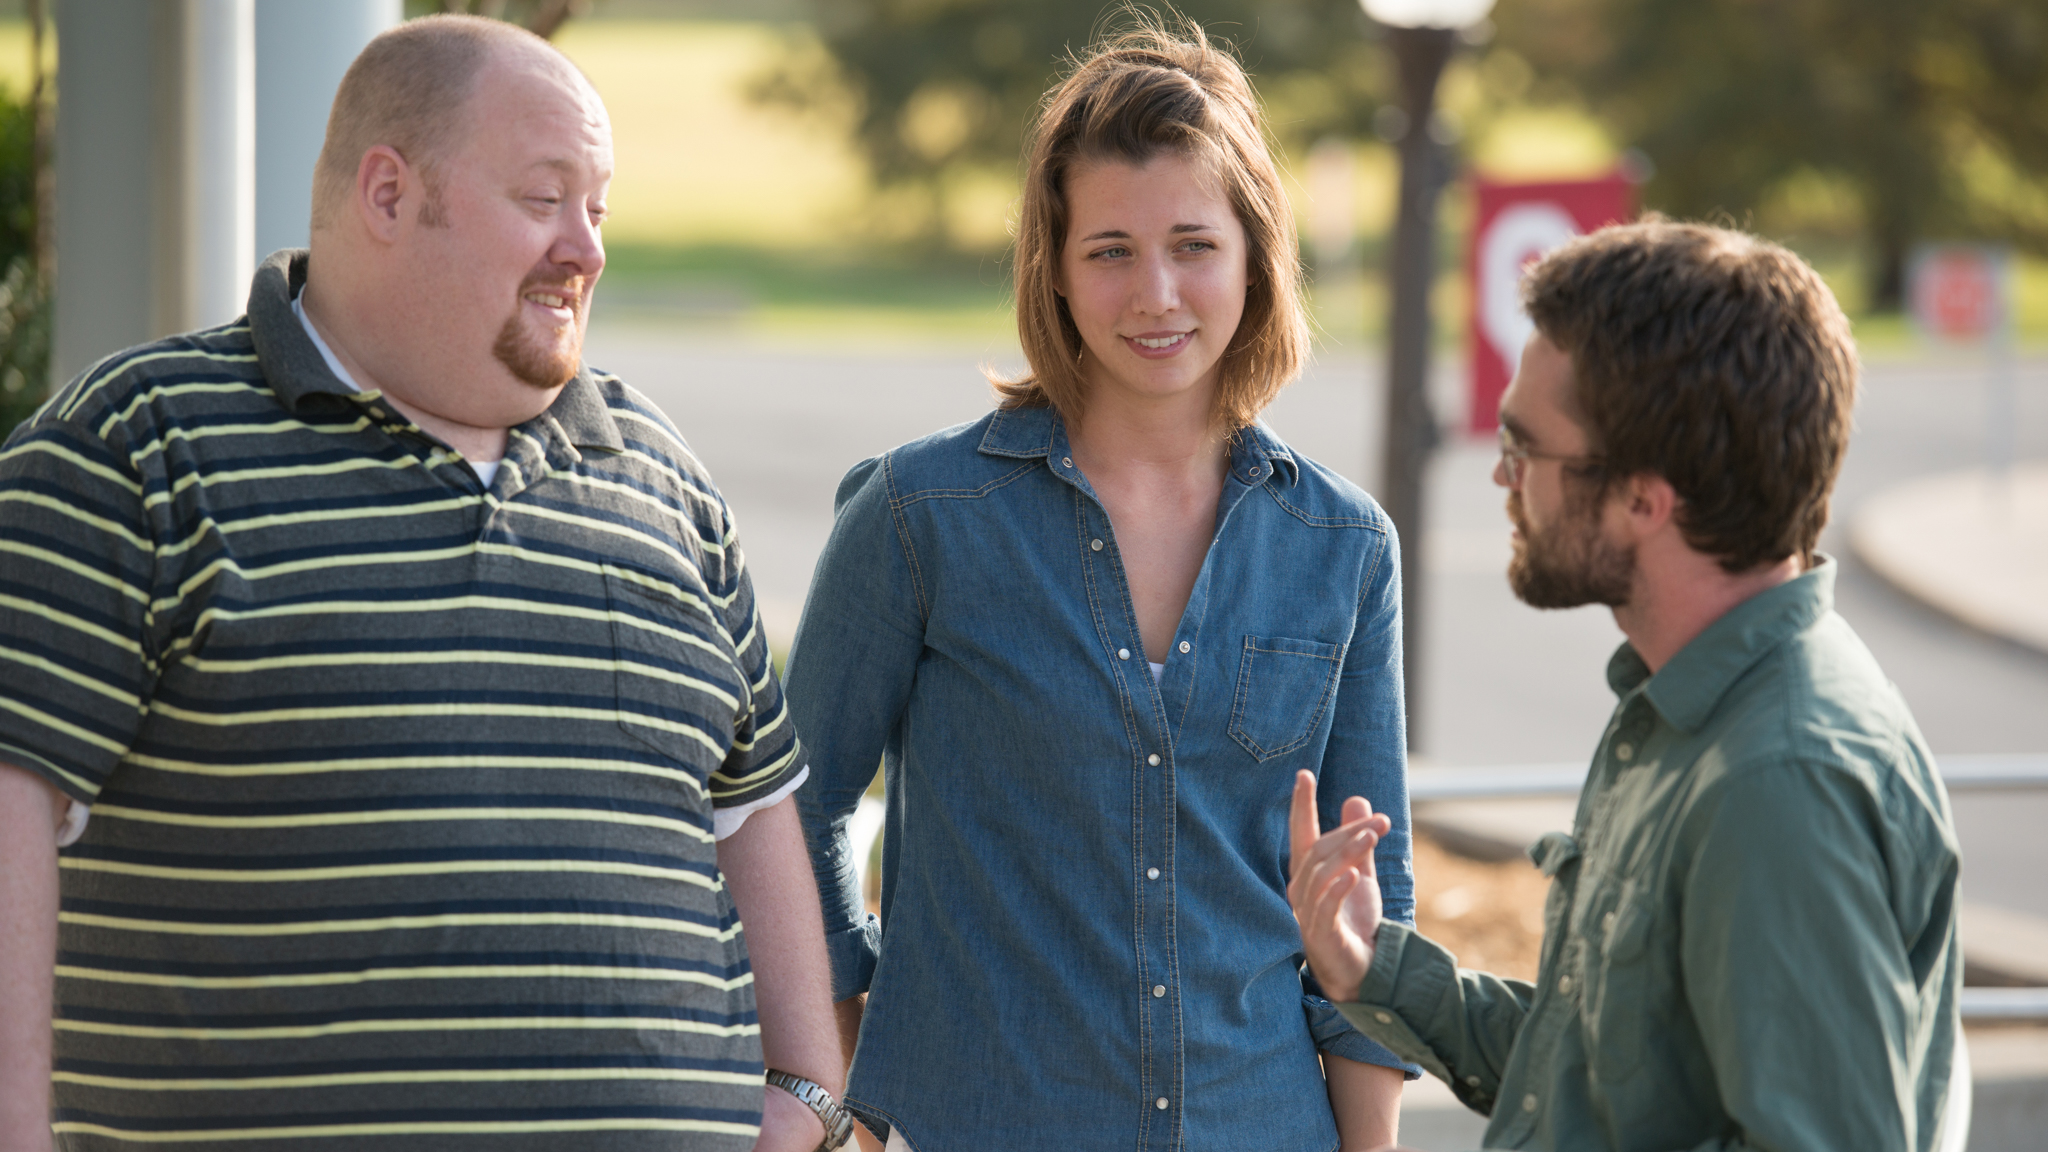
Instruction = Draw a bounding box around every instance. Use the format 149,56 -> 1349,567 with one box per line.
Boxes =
1147,754 -> 1160,766
1063,456 -> 1073,467
1615,742 -> 1634,761
1118,648 -> 1131,660
1091,538 -> 1104,551
1152,985 -> 1166,998
1178,640 -> 1191,653
1523,1093 -> 1538,1113
1155,1097 -> 1169,1111
1558,975 -> 1573,994
1146,867 -> 1160,880
1374,1011 -> 1391,1024
1466,1075 -> 1481,1087
1603,911 -> 1617,933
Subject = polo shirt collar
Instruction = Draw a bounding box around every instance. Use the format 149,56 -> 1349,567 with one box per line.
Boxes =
1606,555 -> 1837,732
976,402 -> 1299,486
245,248 -> 624,454
247,250 -> 354,409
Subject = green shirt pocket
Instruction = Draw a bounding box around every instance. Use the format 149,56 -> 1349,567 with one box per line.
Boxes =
1584,881 -> 1657,1081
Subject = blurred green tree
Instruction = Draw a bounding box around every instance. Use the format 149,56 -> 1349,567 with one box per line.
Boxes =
0,37 -> 50,442
753,0 -> 1394,250
1494,0 -> 2048,310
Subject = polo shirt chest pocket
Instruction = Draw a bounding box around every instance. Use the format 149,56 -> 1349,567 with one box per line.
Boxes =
604,570 -> 741,772
1228,635 -> 1345,761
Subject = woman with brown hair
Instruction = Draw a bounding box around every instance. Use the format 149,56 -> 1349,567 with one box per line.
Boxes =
786,19 -> 1417,1150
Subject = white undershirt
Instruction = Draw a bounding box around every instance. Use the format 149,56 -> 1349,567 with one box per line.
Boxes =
713,767 -> 809,840
291,290 -> 500,487
1149,661 -> 1165,684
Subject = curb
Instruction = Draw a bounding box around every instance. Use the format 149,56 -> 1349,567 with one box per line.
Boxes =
1849,464 -> 2048,656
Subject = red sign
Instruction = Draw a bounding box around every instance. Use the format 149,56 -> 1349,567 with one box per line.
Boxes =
1910,245 -> 2010,341
1467,175 -> 1634,434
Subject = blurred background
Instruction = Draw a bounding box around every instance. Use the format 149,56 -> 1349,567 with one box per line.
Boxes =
8,1 -> 2047,1147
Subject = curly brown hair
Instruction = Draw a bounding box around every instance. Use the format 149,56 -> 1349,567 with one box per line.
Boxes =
993,15 -> 1308,430
1523,218 -> 1858,573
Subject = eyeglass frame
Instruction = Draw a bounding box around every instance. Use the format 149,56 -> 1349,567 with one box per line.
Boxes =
1496,423 -> 1605,487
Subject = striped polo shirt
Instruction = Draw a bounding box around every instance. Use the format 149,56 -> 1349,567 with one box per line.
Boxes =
0,250 -> 803,1149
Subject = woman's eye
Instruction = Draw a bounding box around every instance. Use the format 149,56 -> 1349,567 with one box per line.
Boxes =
1180,240 -> 1214,254
1091,245 -> 1129,260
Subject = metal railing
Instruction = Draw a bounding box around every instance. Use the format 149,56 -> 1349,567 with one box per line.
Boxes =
1407,752 -> 2048,803
1410,753 -> 2048,1023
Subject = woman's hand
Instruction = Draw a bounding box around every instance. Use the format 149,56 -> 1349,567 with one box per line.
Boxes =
1287,769 -> 1391,1004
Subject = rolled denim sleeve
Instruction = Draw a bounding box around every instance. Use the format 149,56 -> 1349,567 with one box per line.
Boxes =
1304,505 -> 1420,1075
784,453 -> 927,1001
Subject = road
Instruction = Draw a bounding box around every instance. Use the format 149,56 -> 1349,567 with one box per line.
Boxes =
585,322 -> 2048,917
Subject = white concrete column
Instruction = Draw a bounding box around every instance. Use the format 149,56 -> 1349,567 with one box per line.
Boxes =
52,0 -> 156,384
255,0 -> 404,260
180,0 -> 255,331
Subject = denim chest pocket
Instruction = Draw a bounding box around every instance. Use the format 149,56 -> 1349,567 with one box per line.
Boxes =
1227,635 -> 1345,760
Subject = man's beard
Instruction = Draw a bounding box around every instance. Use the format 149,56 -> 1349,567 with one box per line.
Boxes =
493,274 -> 587,390
1506,487 -> 1635,609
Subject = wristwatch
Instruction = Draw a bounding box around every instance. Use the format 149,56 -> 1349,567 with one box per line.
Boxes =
765,1069 -> 857,1152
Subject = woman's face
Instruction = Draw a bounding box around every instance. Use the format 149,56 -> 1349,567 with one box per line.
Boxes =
1058,153 -> 1250,414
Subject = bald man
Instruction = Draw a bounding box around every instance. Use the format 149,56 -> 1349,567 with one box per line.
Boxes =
0,16 -> 846,1151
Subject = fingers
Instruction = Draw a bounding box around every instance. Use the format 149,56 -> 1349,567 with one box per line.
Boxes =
1288,770 -> 1320,873
1290,819 -> 1382,921
1341,795 -> 1370,826
1309,861 -> 1365,936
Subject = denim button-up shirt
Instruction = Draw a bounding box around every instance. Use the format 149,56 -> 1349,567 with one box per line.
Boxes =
786,406 -> 1418,1152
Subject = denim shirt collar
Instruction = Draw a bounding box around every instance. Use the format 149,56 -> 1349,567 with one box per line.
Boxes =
977,403 -> 1300,487
1605,555 -> 1836,732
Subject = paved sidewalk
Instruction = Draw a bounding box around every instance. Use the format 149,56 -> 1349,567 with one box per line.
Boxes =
1851,462 -> 2048,654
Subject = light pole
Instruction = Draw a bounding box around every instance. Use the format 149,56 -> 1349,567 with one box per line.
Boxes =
1358,0 -> 1493,751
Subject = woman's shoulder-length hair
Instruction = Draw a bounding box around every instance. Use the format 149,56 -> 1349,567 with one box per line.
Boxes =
992,16 -> 1310,432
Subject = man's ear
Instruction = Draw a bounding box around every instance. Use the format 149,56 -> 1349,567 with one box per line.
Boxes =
1619,472 -> 1679,539
355,146 -> 411,243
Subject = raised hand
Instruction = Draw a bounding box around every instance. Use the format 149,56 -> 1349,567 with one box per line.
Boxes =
1286,769 -> 1390,1004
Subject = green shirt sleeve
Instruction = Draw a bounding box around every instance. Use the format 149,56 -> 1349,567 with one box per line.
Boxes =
1674,758 -> 1954,1152
1336,919 -> 1535,1115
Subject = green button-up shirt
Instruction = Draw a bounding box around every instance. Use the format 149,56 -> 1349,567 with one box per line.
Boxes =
1341,559 -> 1961,1151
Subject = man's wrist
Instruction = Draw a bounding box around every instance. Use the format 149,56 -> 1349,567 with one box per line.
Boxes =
766,1069 -> 854,1151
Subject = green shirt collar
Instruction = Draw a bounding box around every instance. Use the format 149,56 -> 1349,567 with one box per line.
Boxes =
246,248 -> 623,454
1606,555 -> 1836,732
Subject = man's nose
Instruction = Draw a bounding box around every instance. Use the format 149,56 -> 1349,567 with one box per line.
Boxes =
551,209 -> 606,281
1492,453 -> 1513,489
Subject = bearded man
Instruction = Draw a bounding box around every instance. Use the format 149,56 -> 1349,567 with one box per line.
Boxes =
1289,220 -> 1962,1152
0,16 -> 849,1151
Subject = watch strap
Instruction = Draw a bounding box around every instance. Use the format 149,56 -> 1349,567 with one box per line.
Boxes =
765,1069 -> 856,1152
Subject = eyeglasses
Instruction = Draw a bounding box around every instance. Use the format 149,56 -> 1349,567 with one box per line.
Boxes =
1497,424 -> 1604,487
